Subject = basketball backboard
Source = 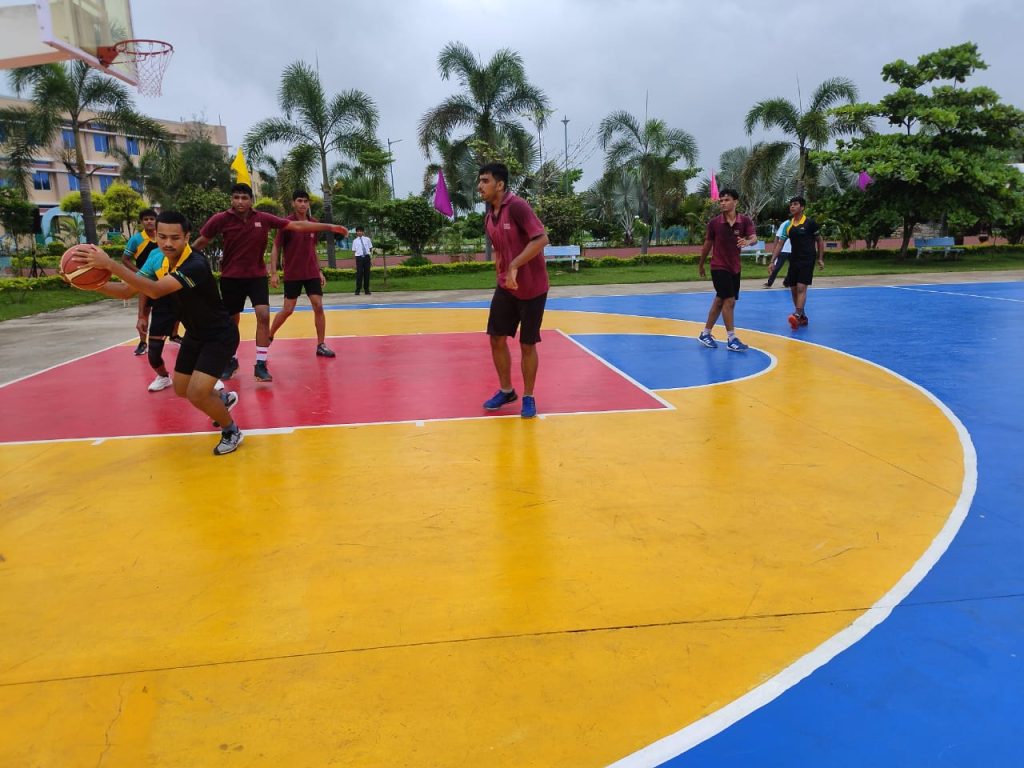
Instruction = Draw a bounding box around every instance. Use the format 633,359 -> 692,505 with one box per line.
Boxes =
0,0 -> 138,87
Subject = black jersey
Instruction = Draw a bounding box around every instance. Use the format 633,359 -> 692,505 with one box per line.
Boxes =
169,250 -> 233,339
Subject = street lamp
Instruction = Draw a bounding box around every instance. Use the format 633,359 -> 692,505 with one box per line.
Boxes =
561,116 -> 570,194
386,137 -> 402,199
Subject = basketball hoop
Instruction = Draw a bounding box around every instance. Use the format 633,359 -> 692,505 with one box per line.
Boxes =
97,39 -> 174,97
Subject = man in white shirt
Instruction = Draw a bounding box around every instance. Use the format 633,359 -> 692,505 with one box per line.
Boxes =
352,226 -> 373,295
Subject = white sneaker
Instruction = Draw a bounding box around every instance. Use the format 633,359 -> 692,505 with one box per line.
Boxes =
148,374 -> 172,392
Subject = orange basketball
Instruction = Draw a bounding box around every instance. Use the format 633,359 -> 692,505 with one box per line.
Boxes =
60,246 -> 111,290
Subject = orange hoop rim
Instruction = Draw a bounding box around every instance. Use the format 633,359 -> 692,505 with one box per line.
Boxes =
97,39 -> 174,66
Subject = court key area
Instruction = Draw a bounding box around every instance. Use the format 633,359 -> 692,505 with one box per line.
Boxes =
0,280 -> 1021,767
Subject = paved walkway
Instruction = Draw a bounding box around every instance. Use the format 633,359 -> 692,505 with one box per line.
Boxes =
1,270 -> 1021,385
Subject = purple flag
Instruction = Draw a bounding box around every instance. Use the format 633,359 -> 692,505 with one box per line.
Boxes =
433,170 -> 454,217
858,171 -> 874,190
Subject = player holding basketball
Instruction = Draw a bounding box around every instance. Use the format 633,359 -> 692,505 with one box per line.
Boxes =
72,211 -> 245,456
777,196 -> 825,328
191,183 -> 347,383
268,190 -> 335,358
697,188 -> 756,351
122,208 -> 159,356
477,162 -> 549,419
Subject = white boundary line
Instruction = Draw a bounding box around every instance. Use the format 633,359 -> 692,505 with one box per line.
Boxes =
605,336 -> 978,768
891,286 -> 1024,303
555,330 -> 675,410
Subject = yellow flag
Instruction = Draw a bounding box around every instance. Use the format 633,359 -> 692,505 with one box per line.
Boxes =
230,148 -> 251,186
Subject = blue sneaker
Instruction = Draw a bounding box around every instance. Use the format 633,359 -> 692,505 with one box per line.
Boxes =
483,389 -> 518,410
727,337 -> 749,352
698,331 -> 718,349
521,395 -> 537,419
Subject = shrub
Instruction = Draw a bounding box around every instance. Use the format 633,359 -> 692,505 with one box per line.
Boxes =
402,255 -> 431,267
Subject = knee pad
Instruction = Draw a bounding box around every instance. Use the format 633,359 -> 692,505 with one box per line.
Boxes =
147,338 -> 166,371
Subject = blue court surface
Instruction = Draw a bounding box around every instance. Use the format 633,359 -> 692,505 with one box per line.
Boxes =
335,279 -> 1023,767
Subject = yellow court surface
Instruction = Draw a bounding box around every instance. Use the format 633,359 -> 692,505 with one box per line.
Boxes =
0,307 -> 967,766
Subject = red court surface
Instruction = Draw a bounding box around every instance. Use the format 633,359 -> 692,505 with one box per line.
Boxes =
0,331 -> 667,443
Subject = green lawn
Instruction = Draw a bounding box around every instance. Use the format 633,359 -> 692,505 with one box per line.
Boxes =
1,251 -> 1021,321
0,288 -> 106,322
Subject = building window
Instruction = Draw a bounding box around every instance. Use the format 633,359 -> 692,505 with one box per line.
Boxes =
126,137 -> 140,156
62,129 -> 74,149
98,175 -> 116,192
129,179 -> 142,192
32,171 -> 51,191
68,174 -> 80,191
93,133 -> 110,153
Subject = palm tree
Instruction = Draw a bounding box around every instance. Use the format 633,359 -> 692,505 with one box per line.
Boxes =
598,111 -> 697,252
8,61 -> 169,243
744,77 -> 865,197
244,61 -> 378,267
418,41 -> 550,199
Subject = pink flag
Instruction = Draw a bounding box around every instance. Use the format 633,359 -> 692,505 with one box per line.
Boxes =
433,169 -> 454,217
858,171 -> 874,191
709,170 -> 719,201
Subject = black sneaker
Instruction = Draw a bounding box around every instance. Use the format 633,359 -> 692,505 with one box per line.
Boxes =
316,343 -> 336,358
212,390 -> 239,428
213,428 -> 244,456
254,360 -> 273,382
169,334 -> 184,344
221,356 -> 239,380
133,340 -> 147,356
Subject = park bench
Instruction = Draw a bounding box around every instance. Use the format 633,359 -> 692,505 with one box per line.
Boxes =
544,244 -> 581,271
741,240 -> 771,264
914,236 -> 964,260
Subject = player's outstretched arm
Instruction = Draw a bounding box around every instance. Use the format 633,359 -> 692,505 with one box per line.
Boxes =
286,220 -> 348,238
73,245 -> 181,300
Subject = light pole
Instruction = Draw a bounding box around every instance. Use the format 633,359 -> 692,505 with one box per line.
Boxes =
561,116 -> 570,194
386,137 -> 402,199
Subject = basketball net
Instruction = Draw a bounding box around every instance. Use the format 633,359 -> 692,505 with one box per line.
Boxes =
97,40 -> 174,97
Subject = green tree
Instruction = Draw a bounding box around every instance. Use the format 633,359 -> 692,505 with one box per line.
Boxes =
820,43 -> 1024,256
254,197 -> 284,216
58,190 -> 106,213
100,182 -> 144,234
598,111 -> 697,253
174,185 -> 231,261
8,61 -> 168,243
0,188 -> 36,252
389,196 -> 443,257
418,42 -> 550,214
244,61 -> 378,268
744,76 -> 864,197
534,193 -> 585,245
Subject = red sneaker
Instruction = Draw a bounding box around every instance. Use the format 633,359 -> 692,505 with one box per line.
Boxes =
788,313 -> 799,329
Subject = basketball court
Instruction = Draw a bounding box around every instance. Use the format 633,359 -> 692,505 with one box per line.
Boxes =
0,277 -> 1021,766
1,4 -> 1021,763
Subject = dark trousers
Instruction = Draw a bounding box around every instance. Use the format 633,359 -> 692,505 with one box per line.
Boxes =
355,255 -> 371,293
766,252 -> 789,287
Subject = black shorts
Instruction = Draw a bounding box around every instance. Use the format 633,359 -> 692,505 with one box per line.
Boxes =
174,325 -> 240,378
283,278 -> 323,300
220,276 -> 270,314
784,261 -> 815,287
487,287 -> 547,345
711,269 -> 741,300
148,299 -> 179,337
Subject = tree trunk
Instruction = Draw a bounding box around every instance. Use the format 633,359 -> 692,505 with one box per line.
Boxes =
74,128 -> 98,244
899,215 -> 915,258
795,148 -> 807,199
320,153 -> 336,269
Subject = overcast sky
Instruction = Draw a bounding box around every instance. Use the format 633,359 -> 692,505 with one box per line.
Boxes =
14,0 -> 1024,197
